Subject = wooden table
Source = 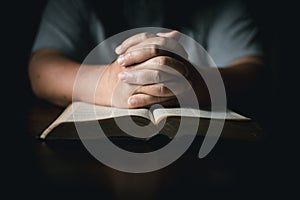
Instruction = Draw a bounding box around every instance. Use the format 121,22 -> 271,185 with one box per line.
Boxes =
10,99 -> 276,199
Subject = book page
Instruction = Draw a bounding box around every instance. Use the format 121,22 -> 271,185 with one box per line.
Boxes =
68,102 -> 151,122
40,101 -> 152,139
152,107 -> 251,124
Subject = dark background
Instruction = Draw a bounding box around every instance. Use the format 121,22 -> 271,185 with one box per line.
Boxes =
2,0 -> 298,198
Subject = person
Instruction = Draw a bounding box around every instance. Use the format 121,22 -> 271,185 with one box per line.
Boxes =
28,0 -> 265,109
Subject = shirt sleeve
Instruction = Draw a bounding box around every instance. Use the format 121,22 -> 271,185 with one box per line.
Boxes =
207,0 -> 264,67
31,0 -> 93,61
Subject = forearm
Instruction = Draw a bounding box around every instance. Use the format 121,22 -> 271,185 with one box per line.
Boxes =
28,49 -> 107,107
191,56 -> 265,107
220,56 -> 265,101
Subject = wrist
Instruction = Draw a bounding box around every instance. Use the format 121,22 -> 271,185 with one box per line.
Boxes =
73,64 -> 108,105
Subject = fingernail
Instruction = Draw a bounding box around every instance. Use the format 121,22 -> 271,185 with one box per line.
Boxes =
128,96 -> 137,106
117,55 -> 125,65
115,45 -> 122,54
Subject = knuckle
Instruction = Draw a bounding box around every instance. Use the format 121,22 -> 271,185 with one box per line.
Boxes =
140,32 -> 151,40
157,37 -> 166,46
125,51 -> 133,61
158,84 -> 165,95
149,44 -> 160,55
152,70 -> 160,82
129,72 -> 137,83
156,56 -> 168,65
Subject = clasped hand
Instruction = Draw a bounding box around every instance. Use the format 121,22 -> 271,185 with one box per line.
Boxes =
96,31 -> 193,108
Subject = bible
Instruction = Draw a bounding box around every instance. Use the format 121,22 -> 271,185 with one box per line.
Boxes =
39,101 -> 262,141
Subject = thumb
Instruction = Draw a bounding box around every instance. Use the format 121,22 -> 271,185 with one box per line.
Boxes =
156,30 -> 181,40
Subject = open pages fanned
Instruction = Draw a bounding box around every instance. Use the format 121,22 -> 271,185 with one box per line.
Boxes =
39,101 -> 251,139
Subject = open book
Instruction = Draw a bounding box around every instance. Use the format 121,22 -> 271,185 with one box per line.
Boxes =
39,101 -> 262,141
